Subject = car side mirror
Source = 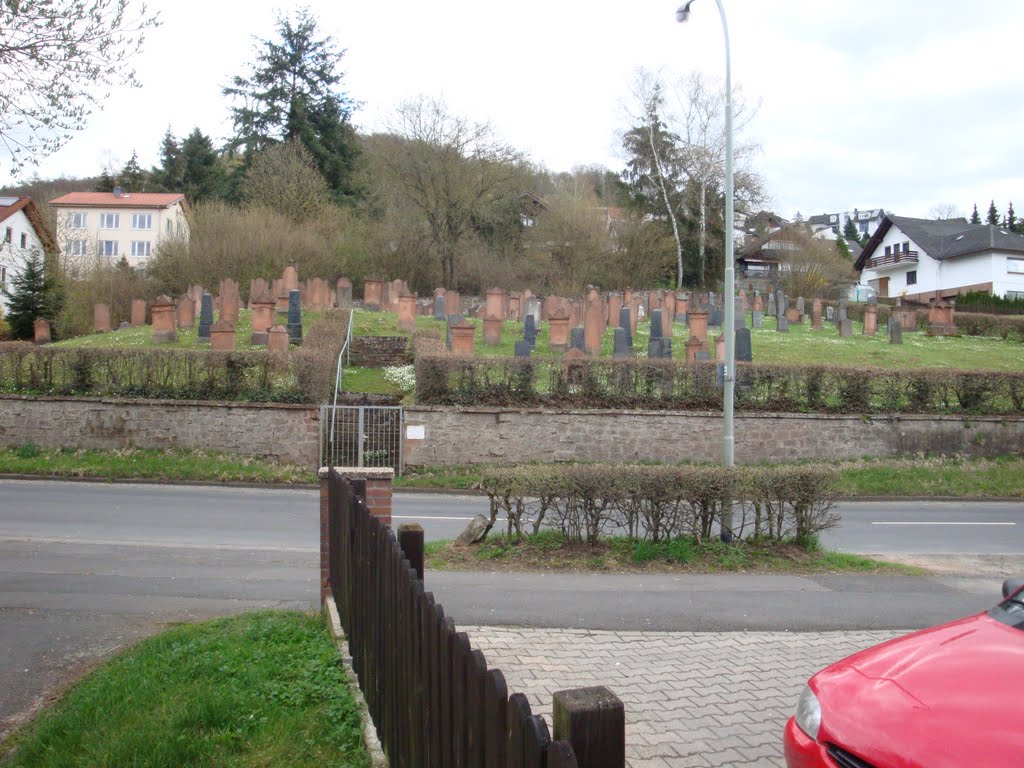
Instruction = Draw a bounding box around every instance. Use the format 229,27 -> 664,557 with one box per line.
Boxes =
1002,578 -> 1024,599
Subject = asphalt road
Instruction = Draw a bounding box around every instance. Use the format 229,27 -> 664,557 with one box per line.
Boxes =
1,480 -> 1022,739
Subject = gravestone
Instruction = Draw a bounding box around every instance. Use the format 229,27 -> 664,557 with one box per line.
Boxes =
197,293 -> 214,342
777,292 -> 787,317
767,296 -> 777,317
889,317 -> 903,345
267,325 -> 289,355
695,350 -> 712,361
618,307 -> 633,348
433,295 -> 446,321
811,299 -> 823,331
570,327 -> 585,352
752,311 -> 763,329
524,314 -> 537,347
210,319 -> 235,351
650,309 -> 663,340
548,315 -> 570,353
150,296 -> 177,344
336,278 -> 353,310
250,293 -> 275,345
837,299 -> 848,326
525,297 -> 542,328
130,299 -> 146,326
446,314 -> 464,350
777,316 -> 790,332
287,289 -> 303,345
93,303 -> 112,333
33,318 -> 51,345
796,297 -> 805,315
648,337 -> 671,359
734,298 -> 746,330
839,318 -> 852,337
735,328 -> 752,362
514,340 -> 532,358
176,295 -> 195,329
709,309 -> 723,327
613,327 -> 630,359
826,306 -> 835,322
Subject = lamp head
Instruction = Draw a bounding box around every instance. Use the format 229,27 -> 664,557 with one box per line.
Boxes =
676,0 -> 696,22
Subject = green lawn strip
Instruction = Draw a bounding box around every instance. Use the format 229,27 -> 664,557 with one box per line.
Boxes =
0,446 -> 314,484
2,611 -> 369,768
51,309 -> 323,352
425,532 -> 920,574
833,457 -> 1024,497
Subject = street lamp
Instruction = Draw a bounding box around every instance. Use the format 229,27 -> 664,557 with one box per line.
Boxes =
677,0 -> 735,542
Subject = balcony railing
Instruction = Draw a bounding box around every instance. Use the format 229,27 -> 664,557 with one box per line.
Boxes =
868,250 -> 919,269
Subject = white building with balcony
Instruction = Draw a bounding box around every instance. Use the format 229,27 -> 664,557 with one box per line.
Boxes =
0,196 -> 58,314
855,215 -> 1024,302
50,190 -> 189,268
808,208 -> 885,240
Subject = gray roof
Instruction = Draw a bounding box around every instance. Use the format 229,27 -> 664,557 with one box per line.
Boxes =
856,215 -> 1024,270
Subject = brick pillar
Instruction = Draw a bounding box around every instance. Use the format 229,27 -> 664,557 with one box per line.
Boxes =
319,467 -> 395,604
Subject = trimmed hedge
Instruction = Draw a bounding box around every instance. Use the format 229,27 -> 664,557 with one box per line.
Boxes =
415,355 -> 1024,414
479,463 -> 839,547
956,291 -> 1024,315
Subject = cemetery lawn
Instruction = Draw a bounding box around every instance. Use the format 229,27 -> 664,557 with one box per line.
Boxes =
356,310 -> 1024,372
0,611 -> 369,768
424,532 -> 922,575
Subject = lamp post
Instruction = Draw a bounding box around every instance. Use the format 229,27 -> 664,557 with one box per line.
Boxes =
677,0 -> 735,542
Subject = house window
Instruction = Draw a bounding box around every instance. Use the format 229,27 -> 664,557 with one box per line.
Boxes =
903,242 -> 910,253
67,239 -> 88,257
67,212 -> 87,228
130,241 -> 151,257
907,270 -> 917,286
1007,291 -> 1024,300
859,221 -> 869,233
166,220 -> 172,235
19,233 -> 26,249
99,213 -> 120,229
131,213 -> 152,230
99,240 -> 118,256
3,227 -> 10,244
884,245 -> 892,256
1008,259 -> 1024,274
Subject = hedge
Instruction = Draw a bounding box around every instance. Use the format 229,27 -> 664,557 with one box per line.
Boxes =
415,355 -> 1024,414
479,463 -> 839,547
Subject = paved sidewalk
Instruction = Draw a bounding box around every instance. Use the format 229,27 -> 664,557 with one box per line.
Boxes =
466,626 -> 904,768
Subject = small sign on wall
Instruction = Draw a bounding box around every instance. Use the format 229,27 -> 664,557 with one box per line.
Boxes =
406,424 -> 425,440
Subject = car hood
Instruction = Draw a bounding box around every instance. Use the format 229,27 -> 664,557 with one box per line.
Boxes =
814,613 -> 1024,768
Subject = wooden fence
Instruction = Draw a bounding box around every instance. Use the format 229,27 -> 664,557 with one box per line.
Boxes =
326,468 -> 625,768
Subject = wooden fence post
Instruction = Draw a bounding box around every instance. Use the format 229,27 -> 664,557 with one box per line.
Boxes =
552,687 -> 625,768
398,522 -> 425,581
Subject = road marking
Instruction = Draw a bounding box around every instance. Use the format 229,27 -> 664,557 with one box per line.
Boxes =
0,535 -> 314,553
393,515 -> 480,522
871,522 -> 1015,526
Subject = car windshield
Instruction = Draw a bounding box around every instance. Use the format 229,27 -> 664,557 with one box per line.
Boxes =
990,596 -> 1024,631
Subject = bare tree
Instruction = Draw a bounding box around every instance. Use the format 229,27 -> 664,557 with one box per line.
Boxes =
777,226 -> 857,299
380,97 -> 529,289
928,203 -> 962,220
0,0 -> 160,175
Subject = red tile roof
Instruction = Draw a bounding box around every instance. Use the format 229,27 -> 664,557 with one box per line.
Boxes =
50,192 -> 186,208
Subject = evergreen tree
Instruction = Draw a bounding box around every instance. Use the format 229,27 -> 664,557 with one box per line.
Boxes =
842,216 -> 861,245
1006,202 -> 1018,232
970,203 -> 981,224
3,252 -> 57,340
95,169 -> 115,192
152,128 -> 183,191
836,235 -> 852,261
119,151 -> 146,191
223,8 -> 359,201
987,200 -> 1000,225
179,128 -> 226,203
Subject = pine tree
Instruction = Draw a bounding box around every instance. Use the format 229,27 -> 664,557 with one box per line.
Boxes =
119,151 -> 146,191
836,235 -> 852,261
3,252 -> 56,340
95,169 -> 115,193
224,8 -> 359,201
987,200 -> 1000,226
842,216 -> 861,245
1006,202 -> 1018,232
179,128 -> 226,203
970,203 -> 981,224
152,128 -> 183,191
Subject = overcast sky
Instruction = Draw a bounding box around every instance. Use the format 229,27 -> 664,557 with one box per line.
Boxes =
7,0 -> 1024,221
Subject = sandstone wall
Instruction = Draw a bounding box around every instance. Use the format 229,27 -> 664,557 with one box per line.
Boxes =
0,395 -> 320,466
349,336 -> 410,368
403,407 -> 1024,466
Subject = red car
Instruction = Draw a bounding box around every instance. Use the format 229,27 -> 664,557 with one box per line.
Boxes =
784,578 -> 1024,768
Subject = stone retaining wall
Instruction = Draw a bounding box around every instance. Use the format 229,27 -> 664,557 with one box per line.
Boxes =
349,336 -> 410,368
0,395 -> 319,466
403,407 -> 1024,466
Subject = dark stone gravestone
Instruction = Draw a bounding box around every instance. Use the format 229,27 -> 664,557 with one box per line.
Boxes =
433,295 -> 446,321
889,317 -> 903,345
777,316 -> 790,332
618,306 -> 633,347
752,311 -> 763,329
797,297 -> 805,315
660,337 -> 672,358
709,309 -> 723,327
735,328 -> 753,362
514,340 -> 532,357
524,314 -> 537,347
695,350 -> 712,361
446,313 -> 464,350
287,289 -> 303,344
734,298 -> 746,329
613,327 -> 630,359
767,297 -> 777,317
839,318 -> 852,337
650,309 -> 663,339
197,292 -> 213,342
570,327 -> 585,352
778,292 -> 787,316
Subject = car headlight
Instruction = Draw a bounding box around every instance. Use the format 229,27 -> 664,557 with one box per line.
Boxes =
794,685 -> 822,741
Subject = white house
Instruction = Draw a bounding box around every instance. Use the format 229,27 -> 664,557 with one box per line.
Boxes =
855,215 -> 1024,302
49,190 -> 189,269
0,196 -> 58,314
808,208 -> 885,240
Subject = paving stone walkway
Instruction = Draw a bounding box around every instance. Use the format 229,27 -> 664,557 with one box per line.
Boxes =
465,626 -> 904,768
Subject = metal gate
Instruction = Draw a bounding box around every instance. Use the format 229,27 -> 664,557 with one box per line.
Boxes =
319,405 -> 404,474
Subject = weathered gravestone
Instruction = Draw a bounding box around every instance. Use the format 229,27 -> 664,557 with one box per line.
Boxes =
839,318 -> 853,337
618,307 -> 633,348
150,296 -> 177,344
709,308 -> 723,327
433,295 -> 446,321
197,293 -> 214,342
524,314 -> 537,347
570,327 -> 585,352
734,297 -> 746,330
287,289 -> 303,345
735,328 -> 752,362
337,279 -> 353,310
93,303 -> 112,333
767,296 -> 777,317
650,309 -> 663,340
514,340 -> 532,358
752,311 -> 763,329
548,315 -> 570,353
796,297 -> 805,315
446,314 -> 464,350
889,317 -> 903,344
777,315 -> 790,332
826,306 -> 835,322
613,327 -> 631,359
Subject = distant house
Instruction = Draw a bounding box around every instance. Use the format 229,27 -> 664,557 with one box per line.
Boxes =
808,208 -> 885,240
855,215 -> 1024,302
0,196 -> 58,314
49,190 -> 189,268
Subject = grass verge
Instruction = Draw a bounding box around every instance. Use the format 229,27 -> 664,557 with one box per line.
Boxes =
425,530 -> 921,574
1,611 -> 368,768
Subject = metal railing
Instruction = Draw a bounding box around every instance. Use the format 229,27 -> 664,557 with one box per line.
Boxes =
319,404 -> 404,473
868,250 -> 919,269
328,308 -> 355,454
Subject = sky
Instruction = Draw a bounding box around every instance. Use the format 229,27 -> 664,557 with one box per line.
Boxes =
6,0 -> 1024,221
